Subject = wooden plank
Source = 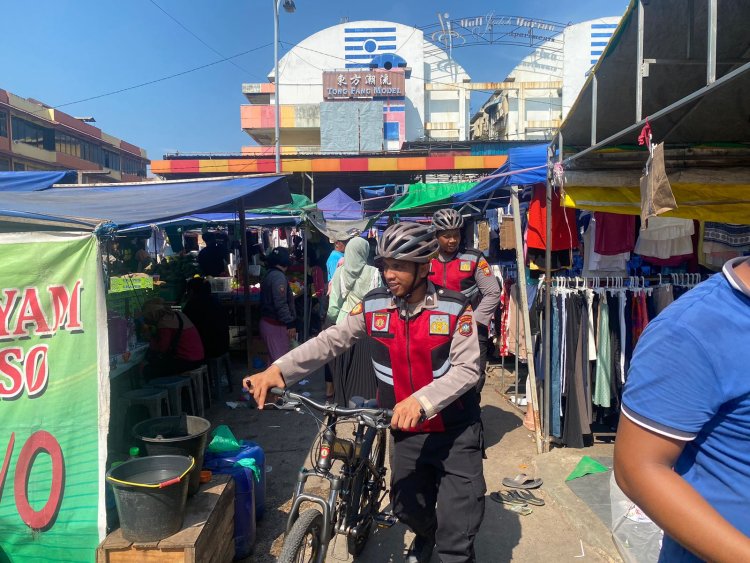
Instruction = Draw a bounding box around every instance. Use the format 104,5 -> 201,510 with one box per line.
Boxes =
101,547 -> 186,563
194,480 -> 235,562
100,528 -> 132,549
158,475 -> 232,548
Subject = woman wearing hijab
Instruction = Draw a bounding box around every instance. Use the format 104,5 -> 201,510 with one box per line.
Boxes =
141,298 -> 204,379
326,236 -> 381,406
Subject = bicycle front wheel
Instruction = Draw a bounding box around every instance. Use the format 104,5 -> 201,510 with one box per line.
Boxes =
278,508 -> 325,563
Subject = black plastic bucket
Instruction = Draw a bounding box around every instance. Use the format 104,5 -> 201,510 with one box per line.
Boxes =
106,455 -> 194,542
132,415 -> 210,496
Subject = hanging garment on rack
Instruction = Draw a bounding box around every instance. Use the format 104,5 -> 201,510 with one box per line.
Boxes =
562,293 -> 593,448
653,285 -> 674,314
582,214 -> 629,276
700,222 -> 750,270
635,217 -> 694,259
632,292 -> 650,347
594,212 -> 636,255
505,283 -> 529,360
527,184 -> 578,252
593,294 -> 612,408
550,292 -> 562,438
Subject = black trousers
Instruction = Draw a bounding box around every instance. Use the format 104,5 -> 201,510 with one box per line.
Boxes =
391,422 -> 486,563
476,323 -> 489,394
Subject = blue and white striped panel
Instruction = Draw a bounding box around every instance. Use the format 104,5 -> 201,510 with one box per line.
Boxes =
590,23 -> 617,65
344,27 -> 397,69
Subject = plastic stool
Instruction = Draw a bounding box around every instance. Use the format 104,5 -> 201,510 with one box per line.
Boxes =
119,388 -> 170,444
207,353 -> 233,403
149,375 -> 196,416
182,366 -> 210,417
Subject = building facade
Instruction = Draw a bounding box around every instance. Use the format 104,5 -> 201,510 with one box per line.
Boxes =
471,17 -> 620,141
241,20 -> 472,155
0,89 -> 148,182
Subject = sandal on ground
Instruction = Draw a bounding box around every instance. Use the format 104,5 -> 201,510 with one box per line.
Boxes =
490,491 -> 526,506
502,473 -> 543,489
505,503 -> 533,516
509,489 -> 545,506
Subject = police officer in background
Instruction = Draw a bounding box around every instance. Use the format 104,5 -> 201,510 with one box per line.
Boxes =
245,222 -> 485,563
431,208 -> 501,393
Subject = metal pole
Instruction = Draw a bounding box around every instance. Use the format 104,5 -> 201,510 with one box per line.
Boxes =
303,223 -> 309,341
542,144 -> 554,453
590,73 -> 598,146
707,0 -> 717,84
636,0 -> 645,121
238,200 -> 253,370
686,0 -> 694,59
273,0 -> 281,174
511,186 -> 543,455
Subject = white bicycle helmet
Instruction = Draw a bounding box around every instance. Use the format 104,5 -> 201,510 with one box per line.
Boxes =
432,208 -> 464,231
375,222 -> 438,265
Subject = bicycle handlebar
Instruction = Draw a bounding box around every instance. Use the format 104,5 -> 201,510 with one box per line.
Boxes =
270,387 -> 393,422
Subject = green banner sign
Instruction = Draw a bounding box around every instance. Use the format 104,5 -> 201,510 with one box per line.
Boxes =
0,233 -> 104,563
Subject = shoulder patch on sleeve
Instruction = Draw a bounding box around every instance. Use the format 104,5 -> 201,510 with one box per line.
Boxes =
279,284 -> 287,294
350,301 -> 363,316
477,257 -> 491,276
458,314 -> 473,336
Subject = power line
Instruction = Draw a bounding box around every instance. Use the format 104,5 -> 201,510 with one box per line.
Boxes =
52,43 -> 271,111
148,0 -> 262,80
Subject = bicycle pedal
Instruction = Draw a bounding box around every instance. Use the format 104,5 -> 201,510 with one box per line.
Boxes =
374,511 -> 398,528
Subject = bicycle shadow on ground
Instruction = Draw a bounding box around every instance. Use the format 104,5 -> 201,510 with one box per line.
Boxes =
355,495 -> 523,562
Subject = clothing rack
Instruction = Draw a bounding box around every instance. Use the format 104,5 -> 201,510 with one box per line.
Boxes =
545,274 -> 706,290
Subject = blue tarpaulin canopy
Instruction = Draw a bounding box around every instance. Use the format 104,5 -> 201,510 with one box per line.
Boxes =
452,144 -> 548,208
317,188 -> 363,221
0,170 -> 77,192
0,175 -> 291,230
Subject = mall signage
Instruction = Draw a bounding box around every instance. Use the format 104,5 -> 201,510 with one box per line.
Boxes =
323,69 -> 405,100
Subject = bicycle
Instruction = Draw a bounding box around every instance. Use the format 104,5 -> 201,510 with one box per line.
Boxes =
271,387 -> 394,563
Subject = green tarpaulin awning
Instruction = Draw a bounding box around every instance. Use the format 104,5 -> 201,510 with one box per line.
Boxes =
387,182 -> 477,212
249,193 -> 315,215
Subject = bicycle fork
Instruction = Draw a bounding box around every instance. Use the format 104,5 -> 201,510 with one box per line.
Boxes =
286,468 -> 342,561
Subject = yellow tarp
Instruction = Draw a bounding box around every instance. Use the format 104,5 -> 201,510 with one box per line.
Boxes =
562,183 -> 750,223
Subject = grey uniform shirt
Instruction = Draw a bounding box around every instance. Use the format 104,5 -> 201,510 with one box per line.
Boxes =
436,250 -> 502,327
274,283 -> 480,419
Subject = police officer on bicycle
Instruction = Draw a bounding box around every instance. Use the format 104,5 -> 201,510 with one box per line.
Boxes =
245,222 -> 485,563
430,208 -> 501,393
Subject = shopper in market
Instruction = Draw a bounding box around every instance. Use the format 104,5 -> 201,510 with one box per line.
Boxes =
198,231 -> 228,277
141,297 -> 205,379
325,235 -> 348,282
614,256 -> 750,562
244,222 -> 485,563
430,208 -> 501,393
259,247 -> 296,362
325,236 -> 380,407
182,276 -> 230,361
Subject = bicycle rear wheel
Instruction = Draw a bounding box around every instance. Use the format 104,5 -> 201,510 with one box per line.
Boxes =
346,428 -> 387,556
278,508 -> 325,563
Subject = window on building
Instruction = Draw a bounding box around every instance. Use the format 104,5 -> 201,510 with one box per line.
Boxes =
12,117 -> 55,150
0,111 -> 7,137
55,131 -> 82,158
122,156 -> 146,177
13,162 -> 26,171
103,150 -> 120,171
0,157 -> 10,171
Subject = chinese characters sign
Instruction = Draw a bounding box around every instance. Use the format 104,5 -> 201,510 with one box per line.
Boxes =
323,70 -> 405,100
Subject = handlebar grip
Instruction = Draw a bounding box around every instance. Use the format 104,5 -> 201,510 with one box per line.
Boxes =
270,387 -> 285,397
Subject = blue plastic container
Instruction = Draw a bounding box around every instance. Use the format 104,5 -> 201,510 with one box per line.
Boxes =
204,441 -> 266,559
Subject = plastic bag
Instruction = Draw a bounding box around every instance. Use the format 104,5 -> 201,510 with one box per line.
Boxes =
610,471 -> 663,563
235,457 -> 261,482
207,425 -> 241,453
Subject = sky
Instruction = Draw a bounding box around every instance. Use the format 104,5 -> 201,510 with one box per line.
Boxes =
1,0 -> 628,164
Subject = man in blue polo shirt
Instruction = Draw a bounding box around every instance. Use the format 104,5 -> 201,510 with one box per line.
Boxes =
614,257 -> 750,562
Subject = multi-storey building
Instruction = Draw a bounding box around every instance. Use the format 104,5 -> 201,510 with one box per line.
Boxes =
471,17 -> 620,141
0,88 -> 148,182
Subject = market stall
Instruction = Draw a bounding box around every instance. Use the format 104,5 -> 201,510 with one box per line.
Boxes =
0,173 -> 290,561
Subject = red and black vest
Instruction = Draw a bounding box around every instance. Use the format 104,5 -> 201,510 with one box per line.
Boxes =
363,286 -> 480,433
430,249 -> 484,309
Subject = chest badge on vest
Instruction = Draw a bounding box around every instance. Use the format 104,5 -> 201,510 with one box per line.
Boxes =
458,314 -> 473,336
459,261 -> 472,272
429,314 -> 450,336
372,312 -> 390,332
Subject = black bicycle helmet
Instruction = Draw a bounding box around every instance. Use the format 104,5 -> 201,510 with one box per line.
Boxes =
432,208 -> 464,231
375,222 -> 438,265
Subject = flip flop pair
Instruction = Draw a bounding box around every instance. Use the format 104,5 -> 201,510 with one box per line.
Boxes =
489,491 -> 537,516
502,473 -> 543,489
507,489 -> 545,506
